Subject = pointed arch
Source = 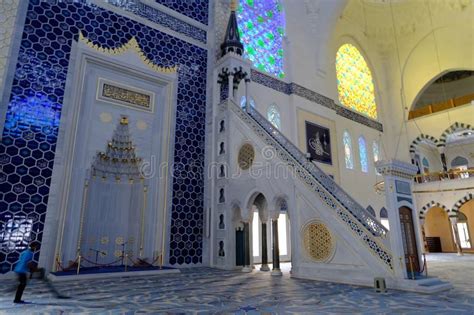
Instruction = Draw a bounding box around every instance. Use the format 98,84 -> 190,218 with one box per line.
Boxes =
438,122 -> 474,150
366,205 -> 376,217
409,134 -> 438,155
419,201 -> 451,220
452,193 -> 474,214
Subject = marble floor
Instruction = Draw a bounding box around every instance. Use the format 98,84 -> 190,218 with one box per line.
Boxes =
1,253 -> 473,314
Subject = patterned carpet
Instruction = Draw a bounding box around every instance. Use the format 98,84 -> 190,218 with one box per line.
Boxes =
0,253 -> 473,314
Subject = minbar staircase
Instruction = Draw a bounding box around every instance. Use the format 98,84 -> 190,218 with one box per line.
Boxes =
226,99 -> 452,292
228,100 -> 393,271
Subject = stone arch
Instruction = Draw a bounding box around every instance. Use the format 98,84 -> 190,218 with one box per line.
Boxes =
438,122 -> 474,151
271,194 -> 290,219
452,193 -> 474,214
231,200 -> 243,222
243,188 -> 273,223
419,201 -> 450,220
409,134 -> 438,156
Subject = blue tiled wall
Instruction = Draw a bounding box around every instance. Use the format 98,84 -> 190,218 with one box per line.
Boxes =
155,0 -> 209,25
0,0 -> 207,272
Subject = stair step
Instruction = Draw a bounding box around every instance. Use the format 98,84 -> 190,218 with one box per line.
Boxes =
418,278 -> 448,287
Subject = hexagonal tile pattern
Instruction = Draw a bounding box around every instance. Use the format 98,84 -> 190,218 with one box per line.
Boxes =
155,0 -> 208,25
0,0 -> 207,273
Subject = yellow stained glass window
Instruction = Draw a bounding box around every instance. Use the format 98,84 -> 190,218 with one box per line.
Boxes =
336,44 -> 377,119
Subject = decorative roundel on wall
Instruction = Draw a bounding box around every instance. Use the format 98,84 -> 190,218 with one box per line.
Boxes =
238,143 -> 255,170
302,221 -> 334,262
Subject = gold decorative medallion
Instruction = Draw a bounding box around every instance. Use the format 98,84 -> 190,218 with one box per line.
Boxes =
302,221 -> 334,262
100,236 -> 109,245
238,143 -> 255,170
115,236 -> 124,245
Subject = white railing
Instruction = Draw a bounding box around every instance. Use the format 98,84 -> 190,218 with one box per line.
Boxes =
243,103 -> 388,238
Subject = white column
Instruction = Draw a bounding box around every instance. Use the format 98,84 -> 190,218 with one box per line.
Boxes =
449,217 -> 463,256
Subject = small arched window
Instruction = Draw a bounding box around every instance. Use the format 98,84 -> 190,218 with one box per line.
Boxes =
451,156 -> 469,168
336,43 -> 377,119
373,141 -> 380,173
380,207 -> 389,230
267,104 -> 281,129
366,206 -> 376,217
240,96 -> 255,109
358,136 -> 368,173
422,157 -> 430,173
343,131 -> 354,169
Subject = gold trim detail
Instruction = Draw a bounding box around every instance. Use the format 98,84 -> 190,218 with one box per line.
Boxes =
238,143 -> 255,170
413,186 -> 474,193
302,221 -> 334,262
78,32 -> 177,74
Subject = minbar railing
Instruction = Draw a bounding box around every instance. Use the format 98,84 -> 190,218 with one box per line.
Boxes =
237,102 -> 388,239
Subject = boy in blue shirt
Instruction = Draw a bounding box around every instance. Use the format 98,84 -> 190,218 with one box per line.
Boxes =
13,241 -> 39,304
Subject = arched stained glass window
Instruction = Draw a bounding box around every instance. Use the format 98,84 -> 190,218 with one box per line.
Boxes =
372,141 -> 380,163
240,96 -> 255,109
267,104 -> 281,129
343,131 -> 353,169
373,140 -> 380,173
336,44 -> 377,119
237,0 -> 285,78
359,136 -> 368,173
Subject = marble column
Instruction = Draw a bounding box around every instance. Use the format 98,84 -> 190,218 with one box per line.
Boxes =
440,153 -> 447,172
419,218 -> 428,252
260,221 -> 270,271
271,218 -> 282,276
242,221 -> 252,272
450,217 -> 463,256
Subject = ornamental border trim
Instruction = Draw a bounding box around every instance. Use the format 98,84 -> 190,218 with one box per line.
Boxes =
250,69 -> 383,132
105,0 -> 207,44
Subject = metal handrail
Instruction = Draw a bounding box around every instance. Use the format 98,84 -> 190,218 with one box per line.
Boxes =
241,103 -> 388,238
414,169 -> 474,183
